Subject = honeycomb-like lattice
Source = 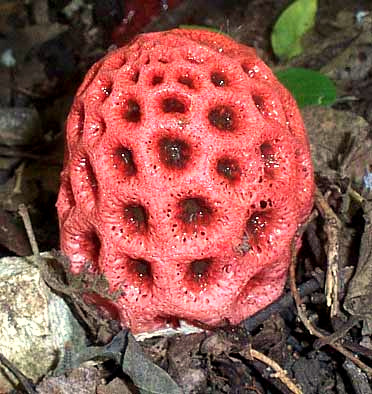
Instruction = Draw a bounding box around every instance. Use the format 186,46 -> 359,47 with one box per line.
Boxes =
57,29 -> 314,333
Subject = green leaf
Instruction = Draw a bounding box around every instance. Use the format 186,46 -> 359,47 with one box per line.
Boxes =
122,334 -> 183,394
271,0 -> 317,59
275,67 -> 337,107
71,331 -> 182,394
179,25 -> 229,37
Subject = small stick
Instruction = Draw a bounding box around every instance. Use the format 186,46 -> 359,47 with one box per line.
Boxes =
313,315 -> 362,350
242,348 -> 303,394
289,217 -> 372,378
314,187 -> 342,317
342,341 -> 372,359
0,352 -> 37,394
13,161 -> 25,194
18,204 -> 40,257
348,187 -> 366,205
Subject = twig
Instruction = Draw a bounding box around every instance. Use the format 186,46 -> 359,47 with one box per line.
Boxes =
18,204 -> 40,257
342,341 -> 372,359
0,352 -> 37,394
348,187 -> 366,205
289,211 -> 321,337
242,348 -> 303,394
13,161 -> 25,194
315,187 -> 342,317
289,215 -> 372,378
313,315 -> 362,350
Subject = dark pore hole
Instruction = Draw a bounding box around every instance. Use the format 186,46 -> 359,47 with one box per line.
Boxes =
124,204 -> 148,232
242,63 -> 256,77
132,70 -> 139,83
152,75 -> 163,85
211,71 -> 227,87
208,105 -> 235,131
81,157 -> 97,190
74,101 -> 85,134
191,258 -> 212,279
114,147 -> 137,176
129,258 -> 152,278
260,141 -> 278,171
90,230 -> 101,248
158,136 -> 191,169
253,94 -> 272,118
253,95 -> 264,109
217,157 -> 241,182
101,83 -> 112,97
86,230 -> 101,269
162,97 -> 187,114
259,200 -> 267,209
65,177 -> 75,208
178,75 -> 194,89
91,118 -> 106,137
124,99 -> 141,123
246,211 -> 271,244
179,197 -> 213,227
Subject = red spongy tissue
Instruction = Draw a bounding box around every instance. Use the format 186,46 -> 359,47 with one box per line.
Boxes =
56,29 -> 314,334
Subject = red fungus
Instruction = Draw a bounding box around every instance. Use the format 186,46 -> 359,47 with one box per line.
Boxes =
56,29 -> 314,333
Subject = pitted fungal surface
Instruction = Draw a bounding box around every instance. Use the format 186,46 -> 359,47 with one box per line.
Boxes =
57,29 -> 314,333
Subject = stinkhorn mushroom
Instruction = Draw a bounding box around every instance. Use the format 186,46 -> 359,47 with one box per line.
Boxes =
56,28 -> 314,334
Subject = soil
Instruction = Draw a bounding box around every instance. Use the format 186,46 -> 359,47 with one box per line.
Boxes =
0,1 -> 371,393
